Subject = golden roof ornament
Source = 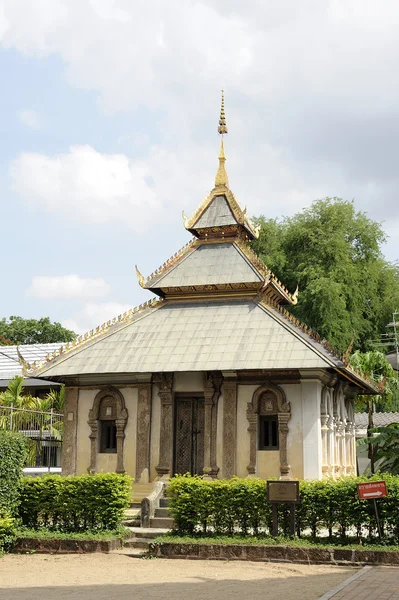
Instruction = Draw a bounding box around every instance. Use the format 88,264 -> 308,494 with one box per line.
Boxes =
215,90 -> 229,188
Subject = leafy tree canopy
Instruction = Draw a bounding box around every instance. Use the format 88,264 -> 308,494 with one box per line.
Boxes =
0,316 -> 76,345
252,198 -> 399,353
350,350 -> 399,412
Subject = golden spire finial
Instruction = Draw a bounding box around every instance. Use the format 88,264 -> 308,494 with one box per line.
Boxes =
215,90 -> 229,188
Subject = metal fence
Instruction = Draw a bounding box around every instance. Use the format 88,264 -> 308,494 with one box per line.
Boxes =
0,405 -> 63,469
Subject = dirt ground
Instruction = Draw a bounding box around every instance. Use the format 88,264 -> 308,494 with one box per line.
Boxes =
0,552 -> 355,600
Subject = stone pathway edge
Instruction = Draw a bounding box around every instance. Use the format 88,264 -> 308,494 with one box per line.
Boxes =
317,566 -> 372,600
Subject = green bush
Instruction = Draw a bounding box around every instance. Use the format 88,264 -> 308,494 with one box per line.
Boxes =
0,431 -> 27,516
167,474 -> 399,542
19,473 -> 132,532
0,514 -> 17,552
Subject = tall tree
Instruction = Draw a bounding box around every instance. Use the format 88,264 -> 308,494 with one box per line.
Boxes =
252,198 -> 399,353
0,316 -> 76,345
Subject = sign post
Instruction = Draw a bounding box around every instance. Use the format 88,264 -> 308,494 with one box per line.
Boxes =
267,481 -> 300,538
357,481 -> 388,542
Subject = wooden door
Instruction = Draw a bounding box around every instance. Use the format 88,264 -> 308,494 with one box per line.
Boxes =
174,397 -> 204,475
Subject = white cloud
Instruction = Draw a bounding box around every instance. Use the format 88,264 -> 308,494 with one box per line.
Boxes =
10,145 -> 161,231
3,0 -> 399,253
18,109 -> 40,129
26,274 -> 111,299
62,301 -> 131,334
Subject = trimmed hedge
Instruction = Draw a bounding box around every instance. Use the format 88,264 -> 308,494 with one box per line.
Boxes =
167,474 -> 399,541
19,473 -> 132,532
0,431 -> 27,516
0,431 -> 27,551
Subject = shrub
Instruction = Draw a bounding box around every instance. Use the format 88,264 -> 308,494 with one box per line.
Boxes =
19,473 -> 132,532
0,431 -> 27,516
0,514 -> 17,552
167,474 -> 399,542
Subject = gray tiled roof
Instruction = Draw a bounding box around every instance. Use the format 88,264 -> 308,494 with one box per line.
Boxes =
355,412 -> 399,430
0,344 -> 62,379
37,299 -> 331,377
193,195 -> 237,228
152,243 -> 262,287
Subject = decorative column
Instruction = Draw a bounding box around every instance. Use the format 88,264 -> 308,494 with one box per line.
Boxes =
115,414 -> 127,473
135,382 -> 152,482
278,411 -> 291,479
62,386 -> 79,476
203,374 -> 214,479
327,413 -> 335,478
246,408 -> 258,476
222,374 -> 237,479
321,413 -> 329,479
210,373 -> 223,478
345,422 -> 352,476
155,373 -> 174,478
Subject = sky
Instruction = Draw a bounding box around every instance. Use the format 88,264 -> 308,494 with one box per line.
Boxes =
1,0 -> 399,334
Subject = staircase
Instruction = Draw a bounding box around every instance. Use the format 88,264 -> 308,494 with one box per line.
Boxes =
122,483 -> 173,555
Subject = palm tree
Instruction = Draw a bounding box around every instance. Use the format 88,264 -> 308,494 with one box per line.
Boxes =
0,377 -> 64,467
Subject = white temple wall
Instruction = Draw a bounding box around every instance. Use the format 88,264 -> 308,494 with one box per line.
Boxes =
280,383 -> 304,480
236,385 -> 254,478
301,380 -> 323,479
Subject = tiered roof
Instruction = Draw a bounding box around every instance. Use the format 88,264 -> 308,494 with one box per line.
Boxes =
26,93 -> 379,394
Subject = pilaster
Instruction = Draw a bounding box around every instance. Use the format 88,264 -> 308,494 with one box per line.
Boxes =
222,373 -> 237,478
62,386 -> 79,476
155,373 -> 174,478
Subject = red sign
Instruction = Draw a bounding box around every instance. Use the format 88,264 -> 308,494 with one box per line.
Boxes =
357,481 -> 387,500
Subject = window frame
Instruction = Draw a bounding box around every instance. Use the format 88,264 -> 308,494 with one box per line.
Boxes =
99,420 -> 117,454
258,414 -> 279,451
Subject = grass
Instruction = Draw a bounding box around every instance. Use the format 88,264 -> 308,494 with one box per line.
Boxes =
153,532 -> 399,553
15,526 -> 130,541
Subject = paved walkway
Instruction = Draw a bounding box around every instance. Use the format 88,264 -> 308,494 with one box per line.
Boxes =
320,566 -> 399,599
0,554 -> 352,600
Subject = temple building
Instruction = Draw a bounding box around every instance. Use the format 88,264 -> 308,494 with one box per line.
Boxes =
27,94 -> 378,482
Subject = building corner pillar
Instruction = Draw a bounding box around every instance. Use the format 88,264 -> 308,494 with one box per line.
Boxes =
155,373 -> 174,479
62,386 -> 79,476
222,373 -> 237,479
136,381 -> 152,483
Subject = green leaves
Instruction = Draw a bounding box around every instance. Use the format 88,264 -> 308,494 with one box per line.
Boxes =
350,350 -> 399,412
252,198 -> 399,353
0,431 -> 27,517
18,473 -> 132,532
0,316 -> 76,345
0,431 -> 27,551
168,474 -> 399,542
358,423 -> 399,474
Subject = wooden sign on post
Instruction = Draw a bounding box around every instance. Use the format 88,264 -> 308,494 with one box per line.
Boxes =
357,480 -> 388,541
267,481 -> 300,538
267,481 -> 300,504
357,481 -> 387,500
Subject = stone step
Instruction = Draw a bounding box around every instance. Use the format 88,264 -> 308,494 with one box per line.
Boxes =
115,547 -> 148,557
124,538 -> 153,550
122,517 -> 141,528
131,483 -> 155,504
126,526 -> 170,538
154,507 -> 170,518
150,516 -> 174,529
159,498 -> 170,508
125,508 -> 141,518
